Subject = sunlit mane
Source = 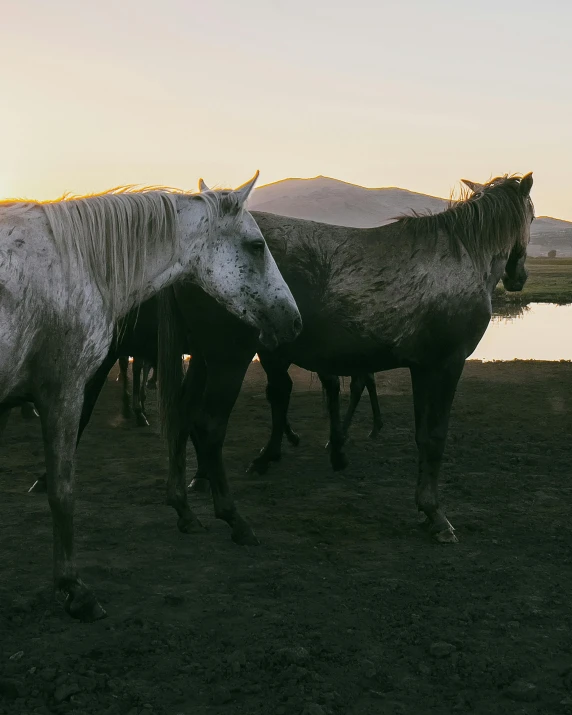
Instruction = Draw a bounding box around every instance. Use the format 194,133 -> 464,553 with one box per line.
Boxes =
396,174 -> 534,263
0,185 -> 240,321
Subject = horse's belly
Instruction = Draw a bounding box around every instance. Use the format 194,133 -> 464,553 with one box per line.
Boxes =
284,327 -> 403,375
283,298 -> 491,375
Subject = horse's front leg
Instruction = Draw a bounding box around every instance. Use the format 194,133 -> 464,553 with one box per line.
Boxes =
410,358 -> 464,543
132,357 -> 149,427
247,353 -> 292,474
36,381 -> 106,621
193,354 -> 257,545
29,351 -> 119,494
320,374 -> 347,471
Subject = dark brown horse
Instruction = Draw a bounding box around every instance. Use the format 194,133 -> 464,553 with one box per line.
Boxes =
159,173 -> 534,545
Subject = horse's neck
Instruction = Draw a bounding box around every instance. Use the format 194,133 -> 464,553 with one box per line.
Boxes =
482,252 -> 509,296
116,205 -> 204,318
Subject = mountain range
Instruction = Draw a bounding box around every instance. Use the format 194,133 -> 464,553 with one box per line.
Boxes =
248,176 -> 572,257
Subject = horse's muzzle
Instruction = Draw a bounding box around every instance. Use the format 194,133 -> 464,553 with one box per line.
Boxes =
502,266 -> 528,293
502,273 -> 528,292
259,313 -> 302,350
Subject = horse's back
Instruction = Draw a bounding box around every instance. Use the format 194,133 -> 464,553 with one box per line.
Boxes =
252,211 -> 492,373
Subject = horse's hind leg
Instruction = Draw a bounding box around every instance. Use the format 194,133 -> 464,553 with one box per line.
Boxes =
341,374 -> 366,440
409,358 -> 464,544
36,381 -> 106,621
320,374 -> 348,471
118,356 -> 131,418
247,353 -> 292,475
165,354 -> 206,533
193,353 -> 258,545
132,357 -> 149,427
364,373 -> 383,439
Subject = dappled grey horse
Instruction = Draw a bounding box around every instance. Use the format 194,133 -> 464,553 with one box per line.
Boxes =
0,174 -> 301,621
159,173 -> 533,545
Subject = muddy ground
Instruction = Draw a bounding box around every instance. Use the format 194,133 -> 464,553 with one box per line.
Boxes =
1,360 -> 572,715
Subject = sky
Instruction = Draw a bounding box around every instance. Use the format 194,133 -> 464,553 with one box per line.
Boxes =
1,0 -> 571,218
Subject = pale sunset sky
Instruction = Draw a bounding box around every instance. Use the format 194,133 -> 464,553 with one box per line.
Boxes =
1,0 -> 571,218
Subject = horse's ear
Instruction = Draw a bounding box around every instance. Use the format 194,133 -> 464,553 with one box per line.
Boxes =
461,179 -> 484,193
520,172 -> 533,196
198,178 -> 210,193
234,170 -> 260,206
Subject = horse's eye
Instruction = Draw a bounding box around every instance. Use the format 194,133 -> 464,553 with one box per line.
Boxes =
248,239 -> 265,255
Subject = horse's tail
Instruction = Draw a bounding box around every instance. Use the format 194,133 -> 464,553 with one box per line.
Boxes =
157,287 -> 185,440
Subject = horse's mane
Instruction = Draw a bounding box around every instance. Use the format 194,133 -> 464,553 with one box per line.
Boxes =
395,174 -> 534,262
0,185 -> 240,320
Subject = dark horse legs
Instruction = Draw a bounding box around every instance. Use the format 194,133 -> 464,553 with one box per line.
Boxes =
319,374 -> 348,471
131,356 -> 150,427
247,353 -> 293,474
28,352 -> 119,493
117,356 -> 131,418
320,372 -> 384,471
167,350 -> 258,545
409,357 -> 464,543
341,373 -> 383,440
165,355 -> 207,534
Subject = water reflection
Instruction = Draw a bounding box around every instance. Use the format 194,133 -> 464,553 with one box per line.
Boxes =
470,303 -> 572,362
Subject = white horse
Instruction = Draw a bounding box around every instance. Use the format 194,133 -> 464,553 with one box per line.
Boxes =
0,172 -> 302,621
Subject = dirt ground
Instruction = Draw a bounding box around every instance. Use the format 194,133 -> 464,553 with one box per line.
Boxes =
2,360 -> 572,715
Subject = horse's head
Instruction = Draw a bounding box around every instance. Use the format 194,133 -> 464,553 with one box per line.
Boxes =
461,172 -> 534,292
183,172 -> 302,349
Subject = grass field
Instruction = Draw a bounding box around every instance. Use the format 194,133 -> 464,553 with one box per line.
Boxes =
494,256 -> 572,305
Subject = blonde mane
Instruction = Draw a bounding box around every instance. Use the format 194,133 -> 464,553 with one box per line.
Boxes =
0,185 -> 239,321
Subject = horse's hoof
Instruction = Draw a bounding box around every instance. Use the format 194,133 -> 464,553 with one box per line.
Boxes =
330,452 -> 348,472
419,514 -> 457,543
231,524 -> 260,546
246,458 -> 270,475
28,478 -> 47,494
177,515 -> 205,534
63,585 -> 107,622
433,528 -> 458,544
285,430 -> 300,447
135,412 -> 150,428
189,477 -> 210,493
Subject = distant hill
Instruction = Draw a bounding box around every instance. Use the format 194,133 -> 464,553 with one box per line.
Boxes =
248,176 -> 572,257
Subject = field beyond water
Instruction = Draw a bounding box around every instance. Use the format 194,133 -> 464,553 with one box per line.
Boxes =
1,360 -> 572,715
495,256 -> 572,304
